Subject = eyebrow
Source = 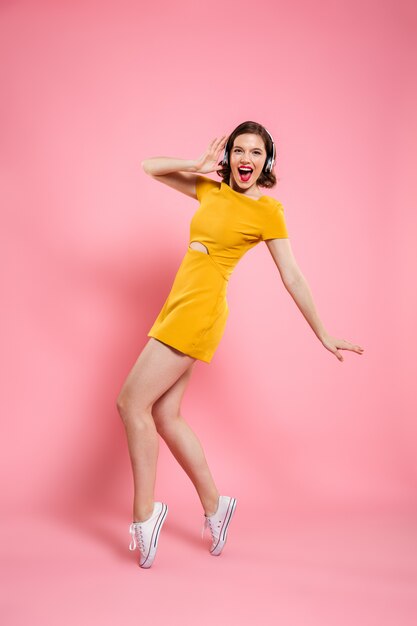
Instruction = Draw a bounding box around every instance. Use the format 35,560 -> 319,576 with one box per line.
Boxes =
233,145 -> 264,151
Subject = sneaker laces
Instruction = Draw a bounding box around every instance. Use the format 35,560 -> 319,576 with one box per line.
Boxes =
201,515 -> 222,541
129,522 -> 145,552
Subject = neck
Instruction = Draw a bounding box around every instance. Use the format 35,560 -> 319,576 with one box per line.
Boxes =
228,176 -> 261,198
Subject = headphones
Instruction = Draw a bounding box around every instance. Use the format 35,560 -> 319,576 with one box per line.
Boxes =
221,126 -> 276,174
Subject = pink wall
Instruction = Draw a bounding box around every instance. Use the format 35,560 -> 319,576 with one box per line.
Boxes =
2,0 -> 416,519
1,0 -> 417,622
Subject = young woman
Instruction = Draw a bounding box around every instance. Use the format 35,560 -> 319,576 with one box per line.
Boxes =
116,120 -> 364,569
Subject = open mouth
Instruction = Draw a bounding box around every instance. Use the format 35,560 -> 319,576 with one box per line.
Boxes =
238,167 -> 253,182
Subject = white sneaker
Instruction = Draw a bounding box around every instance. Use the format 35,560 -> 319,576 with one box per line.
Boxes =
129,502 -> 168,568
201,495 -> 237,556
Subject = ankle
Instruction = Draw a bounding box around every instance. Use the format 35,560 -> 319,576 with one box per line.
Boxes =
133,505 -> 154,523
204,494 -> 220,517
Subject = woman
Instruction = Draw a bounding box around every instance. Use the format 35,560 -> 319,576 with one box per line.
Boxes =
116,120 -> 364,569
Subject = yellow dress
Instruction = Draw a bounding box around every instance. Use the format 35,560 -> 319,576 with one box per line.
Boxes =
147,176 -> 289,363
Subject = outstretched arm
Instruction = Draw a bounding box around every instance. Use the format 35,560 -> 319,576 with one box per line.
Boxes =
265,238 -> 364,362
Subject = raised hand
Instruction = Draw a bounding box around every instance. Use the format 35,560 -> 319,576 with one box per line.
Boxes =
321,334 -> 364,362
194,136 -> 228,174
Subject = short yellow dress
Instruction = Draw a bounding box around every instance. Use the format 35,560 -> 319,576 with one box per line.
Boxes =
147,176 -> 289,363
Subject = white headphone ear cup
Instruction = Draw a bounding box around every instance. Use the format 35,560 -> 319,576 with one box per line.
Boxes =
263,126 -> 275,173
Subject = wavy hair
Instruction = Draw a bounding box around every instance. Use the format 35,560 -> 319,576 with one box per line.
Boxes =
217,120 -> 278,189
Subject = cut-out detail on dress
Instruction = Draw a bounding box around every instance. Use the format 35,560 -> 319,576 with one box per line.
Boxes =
189,241 -> 209,255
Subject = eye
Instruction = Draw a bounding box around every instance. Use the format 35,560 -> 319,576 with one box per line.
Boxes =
233,148 -> 262,155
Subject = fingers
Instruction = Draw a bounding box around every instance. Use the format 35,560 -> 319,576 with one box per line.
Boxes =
326,336 -> 364,361
206,136 -> 227,160
212,135 -> 228,151
340,344 -> 364,358
345,341 -> 364,354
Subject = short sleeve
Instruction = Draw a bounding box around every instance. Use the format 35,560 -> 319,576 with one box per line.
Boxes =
260,201 -> 289,240
195,175 -> 221,202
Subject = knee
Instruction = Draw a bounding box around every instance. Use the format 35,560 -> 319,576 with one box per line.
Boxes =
116,394 -> 130,425
116,389 -> 126,413
116,393 -> 151,428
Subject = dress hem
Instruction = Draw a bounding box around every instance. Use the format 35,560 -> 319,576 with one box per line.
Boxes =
147,331 -> 212,364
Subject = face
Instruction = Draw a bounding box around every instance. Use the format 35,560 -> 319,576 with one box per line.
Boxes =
228,133 -> 268,191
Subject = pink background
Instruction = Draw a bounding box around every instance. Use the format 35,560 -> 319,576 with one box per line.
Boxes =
2,0 -> 417,624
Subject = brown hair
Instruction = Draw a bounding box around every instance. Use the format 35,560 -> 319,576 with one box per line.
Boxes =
217,120 -> 279,189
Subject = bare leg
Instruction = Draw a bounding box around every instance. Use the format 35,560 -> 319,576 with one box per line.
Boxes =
116,337 -> 220,521
116,338 -> 196,522
152,364 -> 220,517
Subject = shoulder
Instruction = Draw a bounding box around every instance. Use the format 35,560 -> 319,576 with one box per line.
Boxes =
259,197 -> 289,240
196,175 -> 221,202
264,196 -> 285,213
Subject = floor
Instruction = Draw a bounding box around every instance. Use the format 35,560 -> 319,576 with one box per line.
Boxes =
3,506 -> 417,626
